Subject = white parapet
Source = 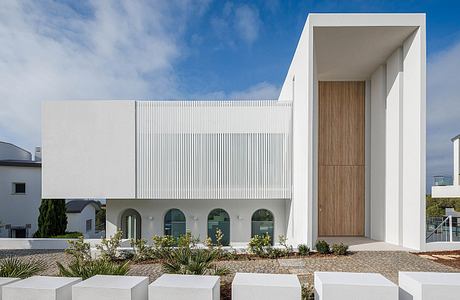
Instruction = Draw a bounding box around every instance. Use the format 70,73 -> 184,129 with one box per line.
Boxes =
232,272 -> 301,300
399,272 -> 460,300
0,278 -> 20,300
314,272 -> 398,300
2,276 -> 81,300
149,274 -> 220,300
72,275 -> 148,300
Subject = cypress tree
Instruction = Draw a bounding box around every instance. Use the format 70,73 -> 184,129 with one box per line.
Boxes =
35,199 -> 67,237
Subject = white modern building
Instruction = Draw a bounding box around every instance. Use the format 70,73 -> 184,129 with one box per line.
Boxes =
432,135 -> 460,198
66,200 -> 103,238
0,141 -> 42,238
42,13 -> 426,250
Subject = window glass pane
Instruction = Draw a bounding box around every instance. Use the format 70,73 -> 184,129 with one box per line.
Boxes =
14,183 -> 26,194
251,209 -> 274,245
207,209 -> 230,246
164,209 -> 186,237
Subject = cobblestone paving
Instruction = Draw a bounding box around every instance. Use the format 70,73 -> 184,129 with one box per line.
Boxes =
1,250 -> 457,286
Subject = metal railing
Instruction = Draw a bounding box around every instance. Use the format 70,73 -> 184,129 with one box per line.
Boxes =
433,175 -> 453,186
426,216 -> 460,242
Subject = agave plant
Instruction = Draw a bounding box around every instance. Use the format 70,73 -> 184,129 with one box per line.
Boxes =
0,257 -> 46,278
162,248 -> 229,275
57,259 -> 130,280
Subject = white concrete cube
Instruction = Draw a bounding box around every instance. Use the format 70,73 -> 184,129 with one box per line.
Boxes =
149,274 -> 220,300
314,272 -> 398,300
0,278 -> 21,300
2,276 -> 81,300
72,275 -> 148,300
399,272 -> 460,300
232,272 -> 301,300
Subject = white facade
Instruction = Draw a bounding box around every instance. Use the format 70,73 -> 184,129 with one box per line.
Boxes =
0,142 -> 41,238
42,14 -> 426,250
66,201 -> 101,238
432,135 -> 460,198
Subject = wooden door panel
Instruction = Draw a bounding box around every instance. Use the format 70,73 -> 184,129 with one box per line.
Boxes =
318,81 -> 365,166
318,166 -> 365,236
318,81 -> 365,236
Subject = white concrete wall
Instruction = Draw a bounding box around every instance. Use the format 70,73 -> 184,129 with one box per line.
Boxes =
66,205 -> 96,238
401,27 -> 426,250
106,199 -> 288,245
42,101 -> 136,199
0,166 -> 41,237
278,18 -> 313,247
453,138 -> 459,186
385,47 -> 404,246
370,65 -> 387,241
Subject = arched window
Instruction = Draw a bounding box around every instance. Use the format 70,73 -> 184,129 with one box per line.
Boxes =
207,209 -> 230,246
164,209 -> 186,238
121,209 -> 141,240
251,209 -> 274,245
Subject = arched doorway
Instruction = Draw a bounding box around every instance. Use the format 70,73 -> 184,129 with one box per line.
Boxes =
251,209 -> 274,245
207,208 -> 230,246
121,209 -> 141,240
164,208 -> 186,238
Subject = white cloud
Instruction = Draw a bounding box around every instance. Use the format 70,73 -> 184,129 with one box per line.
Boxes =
0,0 -> 209,152
196,81 -> 280,100
234,5 -> 261,44
426,39 -> 460,189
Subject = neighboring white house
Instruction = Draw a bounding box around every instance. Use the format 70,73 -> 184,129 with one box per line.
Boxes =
432,135 -> 460,198
0,141 -> 41,238
42,14 -> 426,250
66,200 -> 102,238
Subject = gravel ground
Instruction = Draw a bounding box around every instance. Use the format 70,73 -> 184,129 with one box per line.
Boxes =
1,249 -> 457,286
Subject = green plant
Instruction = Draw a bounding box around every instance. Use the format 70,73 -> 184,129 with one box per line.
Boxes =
301,284 -> 314,300
57,259 -> 129,280
65,236 -> 92,262
315,240 -> 330,254
279,235 -> 294,255
130,238 -> 153,261
52,232 -> 83,239
248,233 -> 272,257
331,243 -> 349,255
177,232 -> 199,249
0,257 -> 46,278
34,199 -> 67,237
162,248 -> 229,275
152,235 -> 176,259
298,244 -> 310,256
96,230 -> 123,261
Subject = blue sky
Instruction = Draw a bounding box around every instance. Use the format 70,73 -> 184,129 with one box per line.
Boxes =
0,1 -> 459,192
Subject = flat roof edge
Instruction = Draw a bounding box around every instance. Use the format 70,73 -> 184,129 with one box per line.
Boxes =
307,13 -> 425,27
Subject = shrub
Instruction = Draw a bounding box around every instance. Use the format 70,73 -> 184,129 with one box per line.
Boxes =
52,232 -> 83,239
298,244 -> 310,256
130,238 -> 153,261
65,236 -> 92,261
315,240 -> 330,254
96,230 -> 123,261
301,284 -> 314,300
162,248 -> 229,275
152,235 -> 176,259
0,257 -> 46,278
248,233 -> 272,257
177,232 -> 199,249
331,243 -> 349,255
279,235 -> 294,255
57,259 -> 129,280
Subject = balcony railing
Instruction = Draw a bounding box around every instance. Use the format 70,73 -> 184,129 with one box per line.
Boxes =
433,175 -> 453,186
426,216 -> 460,243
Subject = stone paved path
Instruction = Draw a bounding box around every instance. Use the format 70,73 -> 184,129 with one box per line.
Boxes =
1,250 -> 458,286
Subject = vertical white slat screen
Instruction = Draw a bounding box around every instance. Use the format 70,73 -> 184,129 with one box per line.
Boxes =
136,101 -> 292,199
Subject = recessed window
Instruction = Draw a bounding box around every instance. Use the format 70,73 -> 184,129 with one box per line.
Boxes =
86,219 -> 92,232
12,183 -> 26,194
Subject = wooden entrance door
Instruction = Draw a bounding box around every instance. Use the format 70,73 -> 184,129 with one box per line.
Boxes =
318,81 -> 365,236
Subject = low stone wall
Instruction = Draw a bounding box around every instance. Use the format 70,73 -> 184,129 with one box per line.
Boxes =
0,238 -> 107,250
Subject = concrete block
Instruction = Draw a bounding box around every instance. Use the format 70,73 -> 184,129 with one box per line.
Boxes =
232,272 -> 301,300
2,276 -> 81,300
149,274 -> 219,300
0,278 -> 21,300
73,275 -> 148,300
314,272 -> 398,300
399,272 -> 460,300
